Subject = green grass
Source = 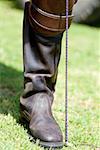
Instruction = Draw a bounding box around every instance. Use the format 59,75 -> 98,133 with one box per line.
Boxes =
0,0 -> 100,150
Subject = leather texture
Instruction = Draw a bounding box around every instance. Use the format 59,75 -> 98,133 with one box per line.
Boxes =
31,0 -> 78,15
28,0 -> 77,36
31,0 -> 66,15
20,2 -> 63,147
28,3 -> 66,36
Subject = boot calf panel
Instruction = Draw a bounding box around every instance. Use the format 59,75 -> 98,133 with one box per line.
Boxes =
22,2 -> 63,99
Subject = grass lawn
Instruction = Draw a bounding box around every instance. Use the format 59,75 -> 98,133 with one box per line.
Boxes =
0,0 -> 100,150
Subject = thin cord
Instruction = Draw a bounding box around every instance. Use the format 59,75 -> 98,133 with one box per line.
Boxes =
65,0 -> 68,145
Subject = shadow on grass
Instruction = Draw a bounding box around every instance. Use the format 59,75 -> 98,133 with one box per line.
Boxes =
0,63 -> 23,121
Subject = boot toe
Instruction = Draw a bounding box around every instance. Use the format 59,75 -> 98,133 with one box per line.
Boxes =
29,124 -> 63,143
30,125 -> 63,148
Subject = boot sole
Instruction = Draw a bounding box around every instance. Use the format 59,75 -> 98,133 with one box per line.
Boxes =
20,110 -> 63,149
28,132 -> 63,149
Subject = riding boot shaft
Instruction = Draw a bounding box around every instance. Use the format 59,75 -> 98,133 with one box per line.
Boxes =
20,0 -> 78,148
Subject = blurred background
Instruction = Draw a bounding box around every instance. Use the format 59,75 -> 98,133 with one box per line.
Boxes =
0,0 -> 100,150
73,0 -> 100,27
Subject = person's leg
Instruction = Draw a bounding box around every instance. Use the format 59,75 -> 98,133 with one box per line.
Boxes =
20,0 -> 77,148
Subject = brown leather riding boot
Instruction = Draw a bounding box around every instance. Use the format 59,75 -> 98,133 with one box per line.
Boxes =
20,0 -> 78,148
20,2 -> 64,148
